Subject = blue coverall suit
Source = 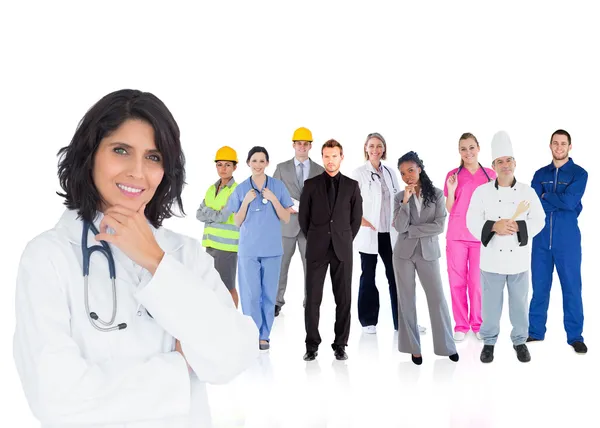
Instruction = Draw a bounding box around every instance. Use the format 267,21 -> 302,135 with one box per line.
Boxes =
528,158 -> 588,344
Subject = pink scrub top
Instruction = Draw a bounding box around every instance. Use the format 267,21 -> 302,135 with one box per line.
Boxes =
444,165 -> 497,241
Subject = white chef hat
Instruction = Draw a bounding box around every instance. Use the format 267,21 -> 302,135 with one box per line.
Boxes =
491,130 -> 514,161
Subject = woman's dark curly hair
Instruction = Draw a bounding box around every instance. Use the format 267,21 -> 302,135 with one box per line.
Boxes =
56,89 -> 186,228
397,151 -> 436,208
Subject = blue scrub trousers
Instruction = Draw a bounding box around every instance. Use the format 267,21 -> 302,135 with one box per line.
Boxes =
238,255 -> 282,341
529,244 -> 584,344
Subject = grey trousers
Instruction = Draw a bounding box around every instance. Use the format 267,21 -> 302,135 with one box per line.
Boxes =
393,243 -> 456,356
480,270 -> 529,346
276,232 -> 307,307
206,247 -> 238,291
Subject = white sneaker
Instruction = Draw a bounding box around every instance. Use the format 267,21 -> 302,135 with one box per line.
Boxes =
362,325 -> 377,334
418,325 -> 426,333
475,332 -> 483,340
453,331 -> 467,342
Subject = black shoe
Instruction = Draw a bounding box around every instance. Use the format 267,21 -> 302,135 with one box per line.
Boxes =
274,305 -> 281,317
333,347 -> 348,361
513,344 -> 531,362
449,353 -> 459,362
303,350 -> 318,361
571,341 -> 587,354
526,336 -> 542,343
411,355 -> 422,365
480,345 -> 494,363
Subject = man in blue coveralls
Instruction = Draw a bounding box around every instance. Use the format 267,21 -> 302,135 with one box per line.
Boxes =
527,129 -> 588,354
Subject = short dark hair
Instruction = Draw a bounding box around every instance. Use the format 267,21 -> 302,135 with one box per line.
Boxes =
550,129 -> 571,145
57,89 -> 186,228
321,139 -> 343,155
246,146 -> 269,163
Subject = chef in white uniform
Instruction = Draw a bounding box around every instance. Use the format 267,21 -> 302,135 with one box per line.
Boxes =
13,89 -> 259,428
466,131 -> 545,364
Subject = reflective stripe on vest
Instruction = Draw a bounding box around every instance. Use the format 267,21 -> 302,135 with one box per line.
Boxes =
202,182 -> 240,252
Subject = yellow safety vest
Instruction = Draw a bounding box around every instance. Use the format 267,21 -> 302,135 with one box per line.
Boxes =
202,182 -> 240,252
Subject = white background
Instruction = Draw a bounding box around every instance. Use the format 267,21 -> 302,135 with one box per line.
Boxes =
1,1 -> 598,427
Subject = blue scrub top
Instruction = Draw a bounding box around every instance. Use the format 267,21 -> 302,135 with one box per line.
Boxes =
226,175 -> 293,257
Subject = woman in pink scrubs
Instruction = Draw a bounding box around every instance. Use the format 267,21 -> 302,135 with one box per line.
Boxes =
444,133 -> 496,342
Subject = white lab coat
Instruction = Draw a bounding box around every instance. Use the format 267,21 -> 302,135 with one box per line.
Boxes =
466,180 -> 546,275
13,209 -> 259,428
351,161 -> 401,254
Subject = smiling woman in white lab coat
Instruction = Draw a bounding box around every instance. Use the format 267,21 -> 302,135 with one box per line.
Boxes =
13,89 -> 259,428
351,133 -> 401,333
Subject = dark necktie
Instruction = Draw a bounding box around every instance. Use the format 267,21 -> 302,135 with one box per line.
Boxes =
328,178 -> 336,212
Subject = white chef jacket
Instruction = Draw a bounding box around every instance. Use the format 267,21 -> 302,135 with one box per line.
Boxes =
466,179 -> 546,275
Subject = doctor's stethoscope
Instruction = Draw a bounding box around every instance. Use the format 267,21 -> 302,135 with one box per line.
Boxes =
250,176 -> 270,206
457,162 -> 492,182
82,220 -> 128,332
369,165 -> 398,193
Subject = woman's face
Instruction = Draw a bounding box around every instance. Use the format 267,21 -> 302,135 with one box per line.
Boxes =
365,137 -> 385,163
459,137 -> 480,165
92,119 -> 164,213
248,152 -> 268,175
399,161 -> 421,185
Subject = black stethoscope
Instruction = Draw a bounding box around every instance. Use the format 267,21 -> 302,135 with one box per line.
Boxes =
250,176 -> 269,205
457,163 -> 492,182
370,165 -> 398,193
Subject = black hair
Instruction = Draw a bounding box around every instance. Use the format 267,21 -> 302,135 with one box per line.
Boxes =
246,146 -> 269,163
397,151 -> 436,208
56,89 -> 186,228
550,129 -> 571,145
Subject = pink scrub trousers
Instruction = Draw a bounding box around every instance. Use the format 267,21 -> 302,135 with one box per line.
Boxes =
446,240 -> 482,333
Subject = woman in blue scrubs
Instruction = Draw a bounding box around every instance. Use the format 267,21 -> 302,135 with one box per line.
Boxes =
226,147 -> 293,351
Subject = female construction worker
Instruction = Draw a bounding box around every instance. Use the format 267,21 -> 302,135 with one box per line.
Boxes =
226,146 -> 293,351
197,146 -> 240,307
393,151 -> 458,365
444,133 -> 496,341
13,89 -> 258,428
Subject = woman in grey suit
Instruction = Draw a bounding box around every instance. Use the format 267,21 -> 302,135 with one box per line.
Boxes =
393,151 -> 458,365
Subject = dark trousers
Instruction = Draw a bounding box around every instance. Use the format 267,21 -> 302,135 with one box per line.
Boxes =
358,232 -> 399,330
305,243 -> 352,352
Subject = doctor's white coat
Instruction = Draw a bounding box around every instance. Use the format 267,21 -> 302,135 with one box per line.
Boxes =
351,161 -> 401,254
13,209 -> 259,428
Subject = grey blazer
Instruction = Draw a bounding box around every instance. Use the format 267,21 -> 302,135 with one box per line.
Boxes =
274,158 -> 325,237
392,187 -> 447,261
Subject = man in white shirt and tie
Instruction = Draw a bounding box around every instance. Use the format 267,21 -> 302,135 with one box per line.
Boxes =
273,127 -> 325,316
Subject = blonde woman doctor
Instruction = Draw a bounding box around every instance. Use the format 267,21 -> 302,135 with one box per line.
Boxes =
13,89 -> 258,428
352,133 -> 425,334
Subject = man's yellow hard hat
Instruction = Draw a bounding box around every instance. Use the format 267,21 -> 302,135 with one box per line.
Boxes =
292,127 -> 313,142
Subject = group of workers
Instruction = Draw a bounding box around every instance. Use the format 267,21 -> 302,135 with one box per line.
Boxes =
198,127 -> 588,364
12,89 -> 588,428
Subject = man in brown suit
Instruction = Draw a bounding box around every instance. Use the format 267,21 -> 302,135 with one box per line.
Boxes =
299,139 -> 363,361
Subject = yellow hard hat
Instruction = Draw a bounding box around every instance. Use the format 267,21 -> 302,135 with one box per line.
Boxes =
292,127 -> 313,142
215,146 -> 238,163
